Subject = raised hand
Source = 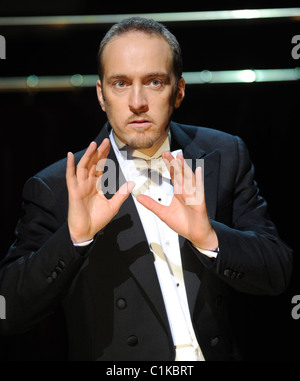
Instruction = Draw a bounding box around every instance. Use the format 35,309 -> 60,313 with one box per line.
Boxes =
136,152 -> 218,251
66,138 -> 135,244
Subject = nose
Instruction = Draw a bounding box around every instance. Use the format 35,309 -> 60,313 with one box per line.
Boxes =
128,84 -> 149,114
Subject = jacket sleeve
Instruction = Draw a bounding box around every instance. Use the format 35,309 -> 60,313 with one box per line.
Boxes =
0,176 -> 89,335
193,136 -> 293,295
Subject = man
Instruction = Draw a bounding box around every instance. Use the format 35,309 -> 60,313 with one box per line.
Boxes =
0,17 -> 293,361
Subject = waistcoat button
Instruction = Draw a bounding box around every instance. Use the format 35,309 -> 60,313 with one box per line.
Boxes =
127,335 -> 138,346
116,298 -> 127,309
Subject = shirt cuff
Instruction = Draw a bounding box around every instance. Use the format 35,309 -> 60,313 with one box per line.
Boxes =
73,239 -> 94,247
195,246 -> 219,258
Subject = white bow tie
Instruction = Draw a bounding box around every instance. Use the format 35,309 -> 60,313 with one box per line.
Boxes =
133,156 -> 167,175
128,150 -> 182,198
129,157 -> 168,197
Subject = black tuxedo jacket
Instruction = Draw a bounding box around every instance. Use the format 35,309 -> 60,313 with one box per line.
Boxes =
0,122 -> 293,361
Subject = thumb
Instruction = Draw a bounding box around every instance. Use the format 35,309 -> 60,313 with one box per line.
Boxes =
109,181 -> 135,213
136,194 -> 168,220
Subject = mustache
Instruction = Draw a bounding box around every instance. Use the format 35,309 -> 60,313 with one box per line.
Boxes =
125,114 -> 155,124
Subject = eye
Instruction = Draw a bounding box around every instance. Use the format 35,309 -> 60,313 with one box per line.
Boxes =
149,79 -> 163,88
114,81 -> 127,89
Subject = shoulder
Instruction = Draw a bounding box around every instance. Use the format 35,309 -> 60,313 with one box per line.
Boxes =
22,148 -> 86,205
171,121 -> 243,153
36,148 -> 85,183
33,124 -> 109,186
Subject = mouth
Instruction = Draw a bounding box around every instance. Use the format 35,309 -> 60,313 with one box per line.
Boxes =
128,119 -> 152,129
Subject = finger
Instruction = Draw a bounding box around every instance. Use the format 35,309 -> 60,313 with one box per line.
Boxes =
77,139 -> 110,181
165,157 -> 183,195
161,151 -> 175,163
95,157 -> 108,176
98,137 -> 110,152
162,152 -> 178,179
136,194 -> 168,221
179,154 -> 196,195
169,154 -> 197,198
176,154 -> 193,178
92,138 -> 110,165
195,166 -> 205,199
185,166 -> 205,205
66,152 -> 77,188
76,141 -> 98,181
88,139 -> 111,179
89,139 -> 111,175
195,166 -> 204,188
95,138 -> 110,159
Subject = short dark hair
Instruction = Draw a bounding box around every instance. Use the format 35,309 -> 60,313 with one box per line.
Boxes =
97,17 -> 183,84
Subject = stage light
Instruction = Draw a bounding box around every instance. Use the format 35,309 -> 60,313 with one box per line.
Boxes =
71,74 -> 83,87
26,75 -> 39,88
239,70 -> 256,83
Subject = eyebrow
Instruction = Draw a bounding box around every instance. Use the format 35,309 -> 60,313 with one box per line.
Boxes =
107,72 -> 171,83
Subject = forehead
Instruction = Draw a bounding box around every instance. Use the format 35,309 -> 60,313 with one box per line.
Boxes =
101,32 -> 173,77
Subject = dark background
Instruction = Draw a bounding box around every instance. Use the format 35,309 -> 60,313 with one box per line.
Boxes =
0,1 -> 299,361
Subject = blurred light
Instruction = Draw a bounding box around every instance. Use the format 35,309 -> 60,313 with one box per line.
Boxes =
0,69 -> 299,92
255,68 -> 299,82
0,8 -> 300,27
239,70 -> 256,82
71,74 -> 83,87
183,68 -> 300,84
231,10 -> 261,19
26,75 -> 39,87
200,70 -> 213,83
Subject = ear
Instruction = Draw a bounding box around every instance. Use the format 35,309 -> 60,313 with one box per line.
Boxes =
174,77 -> 185,109
96,80 -> 106,112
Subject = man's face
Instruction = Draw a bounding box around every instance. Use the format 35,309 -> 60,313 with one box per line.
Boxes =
96,31 -> 185,156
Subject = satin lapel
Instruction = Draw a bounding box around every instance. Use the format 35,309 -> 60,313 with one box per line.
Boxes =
200,150 -> 220,220
170,122 -> 220,220
170,123 -> 220,317
95,123 -> 171,335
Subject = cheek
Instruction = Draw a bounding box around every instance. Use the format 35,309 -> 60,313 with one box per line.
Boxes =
105,98 -> 126,120
149,92 -> 175,113
155,97 -> 176,122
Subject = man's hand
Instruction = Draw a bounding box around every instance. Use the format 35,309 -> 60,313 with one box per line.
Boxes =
66,138 -> 134,244
137,152 -> 218,251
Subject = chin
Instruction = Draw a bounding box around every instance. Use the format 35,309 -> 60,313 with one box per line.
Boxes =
126,133 -> 157,150
128,139 -> 154,150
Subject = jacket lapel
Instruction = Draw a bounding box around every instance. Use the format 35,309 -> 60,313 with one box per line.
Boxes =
170,122 -> 220,317
170,121 -> 220,220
